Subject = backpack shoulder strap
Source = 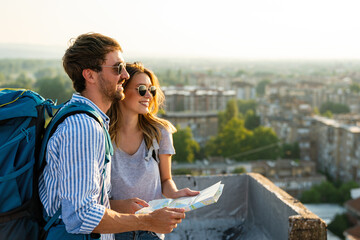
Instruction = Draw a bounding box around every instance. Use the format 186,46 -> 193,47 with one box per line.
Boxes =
38,102 -> 113,171
145,138 -> 160,163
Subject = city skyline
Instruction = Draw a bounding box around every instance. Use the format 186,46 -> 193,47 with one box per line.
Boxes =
2,0 -> 360,60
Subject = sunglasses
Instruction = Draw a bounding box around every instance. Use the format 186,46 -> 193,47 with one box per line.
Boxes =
101,62 -> 126,75
136,85 -> 156,97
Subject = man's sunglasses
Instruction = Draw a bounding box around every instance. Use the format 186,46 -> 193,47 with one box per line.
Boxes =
101,62 -> 126,75
136,85 -> 156,97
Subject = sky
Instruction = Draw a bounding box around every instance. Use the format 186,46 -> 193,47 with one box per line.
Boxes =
2,0 -> 360,60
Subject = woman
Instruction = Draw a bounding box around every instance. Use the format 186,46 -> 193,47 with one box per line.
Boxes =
107,62 -> 199,240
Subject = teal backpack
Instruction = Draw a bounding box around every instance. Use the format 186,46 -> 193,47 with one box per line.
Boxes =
0,89 -> 111,240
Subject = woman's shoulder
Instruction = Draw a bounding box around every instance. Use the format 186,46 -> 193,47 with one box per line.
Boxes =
158,124 -> 175,138
158,124 -> 169,133
157,124 -> 175,154
155,118 -> 176,134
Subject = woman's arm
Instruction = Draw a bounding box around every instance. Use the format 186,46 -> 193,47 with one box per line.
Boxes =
159,154 -> 199,199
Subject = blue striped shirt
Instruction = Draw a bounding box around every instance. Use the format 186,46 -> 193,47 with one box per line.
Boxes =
39,94 -> 113,240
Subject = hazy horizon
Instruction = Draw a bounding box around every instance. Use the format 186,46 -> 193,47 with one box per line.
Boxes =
2,43 -> 360,63
2,0 -> 360,60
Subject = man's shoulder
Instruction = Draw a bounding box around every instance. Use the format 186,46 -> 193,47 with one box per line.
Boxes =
54,113 -> 104,137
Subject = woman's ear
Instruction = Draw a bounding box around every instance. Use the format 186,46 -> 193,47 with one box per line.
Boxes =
82,69 -> 96,84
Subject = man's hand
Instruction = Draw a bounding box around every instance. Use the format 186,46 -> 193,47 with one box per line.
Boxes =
110,198 -> 149,214
144,207 -> 185,233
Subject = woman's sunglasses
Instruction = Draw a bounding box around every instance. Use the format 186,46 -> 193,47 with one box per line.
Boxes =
136,85 -> 156,97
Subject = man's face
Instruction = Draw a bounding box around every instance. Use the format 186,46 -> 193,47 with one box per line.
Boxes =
97,51 -> 129,103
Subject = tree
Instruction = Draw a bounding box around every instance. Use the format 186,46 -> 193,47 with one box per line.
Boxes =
328,214 -> 352,239
322,110 -> 333,118
225,99 -> 239,121
205,118 -> 252,161
338,181 -> 359,203
0,72 -> 33,89
247,126 -> 280,160
300,180 -> 358,204
237,100 -> 257,115
0,59 -> 62,76
280,142 -> 300,159
244,109 -> 260,130
256,79 -> 270,97
172,126 -> 200,163
232,167 -> 246,174
350,83 -> 360,94
316,181 -> 340,203
313,107 -> 320,115
35,75 -> 73,104
34,68 -> 57,79
320,102 -> 350,115
158,108 -> 166,115
218,98 -> 239,131
0,72 -> 6,84
300,188 -> 321,203
235,69 -> 246,77
157,68 -> 183,86
16,73 -> 34,88
172,168 -> 193,175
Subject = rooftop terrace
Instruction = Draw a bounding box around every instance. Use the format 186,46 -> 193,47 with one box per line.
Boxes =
168,173 -> 326,240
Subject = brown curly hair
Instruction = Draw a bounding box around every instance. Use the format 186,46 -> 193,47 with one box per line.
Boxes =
63,32 -> 123,93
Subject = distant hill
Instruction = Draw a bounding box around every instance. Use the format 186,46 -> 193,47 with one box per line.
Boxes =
0,43 -> 65,59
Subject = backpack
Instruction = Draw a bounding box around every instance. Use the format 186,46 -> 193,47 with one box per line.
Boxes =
0,88 -> 112,240
144,138 -> 160,163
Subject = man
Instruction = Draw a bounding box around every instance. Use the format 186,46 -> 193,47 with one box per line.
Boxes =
38,33 -> 185,240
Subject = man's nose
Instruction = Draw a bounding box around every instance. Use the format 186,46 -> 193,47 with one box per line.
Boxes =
120,67 -> 130,80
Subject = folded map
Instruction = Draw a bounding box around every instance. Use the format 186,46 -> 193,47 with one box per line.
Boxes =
136,181 -> 224,214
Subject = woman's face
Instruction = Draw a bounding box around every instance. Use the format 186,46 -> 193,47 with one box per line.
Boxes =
121,73 -> 154,115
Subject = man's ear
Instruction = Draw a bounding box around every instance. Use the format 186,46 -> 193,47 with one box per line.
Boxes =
82,69 -> 96,84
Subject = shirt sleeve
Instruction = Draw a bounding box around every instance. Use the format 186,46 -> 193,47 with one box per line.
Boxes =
159,127 -> 176,155
57,114 -> 106,234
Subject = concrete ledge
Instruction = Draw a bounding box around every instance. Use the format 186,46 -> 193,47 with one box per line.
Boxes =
171,173 -> 327,240
289,216 -> 327,240
248,173 -> 327,240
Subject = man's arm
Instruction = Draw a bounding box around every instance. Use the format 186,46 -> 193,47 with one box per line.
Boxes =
110,198 -> 148,214
92,207 -> 185,234
58,116 -> 108,234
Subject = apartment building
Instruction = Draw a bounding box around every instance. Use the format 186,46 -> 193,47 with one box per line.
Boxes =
161,111 -> 218,144
161,86 -> 235,143
162,86 -> 235,113
258,93 -> 313,153
311,116 -> 360,182
231,80 -> 256,100
265,81 -> 294,97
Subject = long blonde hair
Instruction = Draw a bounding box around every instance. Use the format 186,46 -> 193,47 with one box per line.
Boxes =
107,62 -> 176,149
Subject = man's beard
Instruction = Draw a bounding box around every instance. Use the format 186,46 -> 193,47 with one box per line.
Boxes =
98,73 -> 125,102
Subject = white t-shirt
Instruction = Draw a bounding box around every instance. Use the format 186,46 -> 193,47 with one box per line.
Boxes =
110,127 -> 175,202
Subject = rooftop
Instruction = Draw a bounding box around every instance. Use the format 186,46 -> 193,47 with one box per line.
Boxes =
345,197 -> 360,216
345,225 -> 360,240
169,173 -> 326,240
313,115 -> 360,133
